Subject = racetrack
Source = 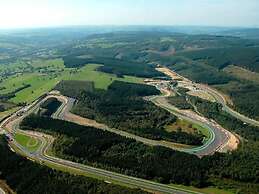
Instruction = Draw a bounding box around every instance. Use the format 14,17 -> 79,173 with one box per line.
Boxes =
150,95 -> 228,156
157,66 -> 259,127
1,94 -> 205,194
0,88 -> 239,193
51,94 -> 231,156
152,67 -> 243,153
199,84 -> 259,127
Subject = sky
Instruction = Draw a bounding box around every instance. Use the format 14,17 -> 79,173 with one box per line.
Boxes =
0,0 -> 258,29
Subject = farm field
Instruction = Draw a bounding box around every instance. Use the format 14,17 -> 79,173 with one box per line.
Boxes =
62,64 -> 144,89
0,61 -> 143,104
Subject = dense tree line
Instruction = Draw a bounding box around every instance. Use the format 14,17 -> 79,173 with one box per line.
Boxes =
167,91 -> 259,193
168,95 -> 193,110
20,115 -> 207,186
0,84 -> 31,101
0,105 -> 5,112
170,61 -> 234,85
72,81 -> 203,145
38,97 -> 62,117
226,82 -> 259,120
20,115 -> 259,193
55,80 -> 94,98
189,96 -> 259,141
0,86 -> 6,91
0,137 -> 147,194
187,96 -> 259,186
62,56 -> 163,78
177,46 -> 259,72
0,101 -> 16,112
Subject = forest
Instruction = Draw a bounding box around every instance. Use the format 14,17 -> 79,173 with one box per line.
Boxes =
0,137 -> 147,194
20,114 -> 207,186
188,96 -> 259,141
1,29 -> 259,194
20,114 -> 259,194
63,56 -> 163,78
218,81 -> 259,121
54,80 -> 94,98
38,97 -> 62,117
169,93 -> 259,185
71,81 -> 204,145
176,46 -> 259,72
161,58 -> 259,119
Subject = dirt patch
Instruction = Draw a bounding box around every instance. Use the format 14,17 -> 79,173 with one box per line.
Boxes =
64,110 -> 193,150
165,119 -> 199,135
64,112 -> 108,130
218,131 -> 239,153
156,67 -> 183,80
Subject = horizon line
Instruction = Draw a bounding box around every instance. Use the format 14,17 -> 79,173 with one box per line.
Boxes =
0,24 -> 259,31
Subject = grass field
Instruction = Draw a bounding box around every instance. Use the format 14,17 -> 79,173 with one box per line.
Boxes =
11,74 -> 59,103
165,119 -> 210,139
0,60 -> 143,104
14,132 -> 41,152
192,123 -> 211,139
63,64 -> 143,89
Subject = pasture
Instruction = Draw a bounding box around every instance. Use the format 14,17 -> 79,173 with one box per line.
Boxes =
0,60 -> 143,104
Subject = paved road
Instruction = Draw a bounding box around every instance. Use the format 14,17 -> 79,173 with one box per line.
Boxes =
0,68 -> 250,193
8,120 -> 202,194
0,89 -> 238,193
1,94 -> 204,194
13,142 -> 201,194
0,92 -> 229,194
200,85 -> 259,127
158,66 -> 259,127
56,95 -> 229,156
151,96 -> 228,156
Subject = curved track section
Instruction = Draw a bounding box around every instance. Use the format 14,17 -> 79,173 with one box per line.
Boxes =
198,84 -> 259,127
0,68 -> 249,194
11,134 -> 203,194
1,94 -> 205,194
52,94 -> 230,156
150,95 -> 228,156
0,90 -> 236,194
158,66 -> 259,127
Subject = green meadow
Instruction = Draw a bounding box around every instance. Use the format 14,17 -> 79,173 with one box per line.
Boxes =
0,59 -> 143,104
14,132 -> 41,153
